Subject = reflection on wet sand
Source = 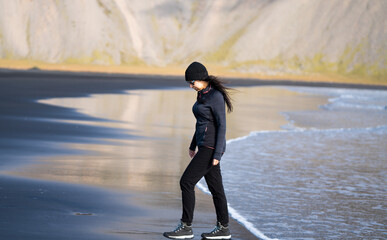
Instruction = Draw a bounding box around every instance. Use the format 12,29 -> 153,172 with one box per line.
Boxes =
6,87 -> 327,193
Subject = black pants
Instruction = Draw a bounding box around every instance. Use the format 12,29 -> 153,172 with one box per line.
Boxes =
180,146 -> 229,225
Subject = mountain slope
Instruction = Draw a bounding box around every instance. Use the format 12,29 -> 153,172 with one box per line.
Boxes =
0,0 -> 386,81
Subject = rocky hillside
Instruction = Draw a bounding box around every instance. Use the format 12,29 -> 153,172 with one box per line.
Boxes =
0,0 -> 386,81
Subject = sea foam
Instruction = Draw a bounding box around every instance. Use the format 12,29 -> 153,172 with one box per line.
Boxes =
197,123 -> 387,239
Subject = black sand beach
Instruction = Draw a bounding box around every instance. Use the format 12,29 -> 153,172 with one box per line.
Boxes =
1,68 -> 386,240
1,68 -> 267,240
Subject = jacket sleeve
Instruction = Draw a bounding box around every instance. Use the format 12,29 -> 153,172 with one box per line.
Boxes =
211,92 -> 226,161
189,131 -> 197,151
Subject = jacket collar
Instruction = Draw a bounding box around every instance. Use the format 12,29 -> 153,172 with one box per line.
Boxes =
197,84 -> 212,100
199,84 -> 211,94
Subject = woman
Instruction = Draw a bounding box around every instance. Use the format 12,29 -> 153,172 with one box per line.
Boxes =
163,62 -> 233,240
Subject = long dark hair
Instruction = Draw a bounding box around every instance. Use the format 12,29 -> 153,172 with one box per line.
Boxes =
205,75 -> 234,113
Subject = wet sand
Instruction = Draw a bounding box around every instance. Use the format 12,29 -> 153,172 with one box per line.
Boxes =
1,68 -> 386,240
0,68 -> 269,240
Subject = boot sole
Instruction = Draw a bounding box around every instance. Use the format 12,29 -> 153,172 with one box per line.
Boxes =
163,233 -> 194,239
202,235 -> 232,240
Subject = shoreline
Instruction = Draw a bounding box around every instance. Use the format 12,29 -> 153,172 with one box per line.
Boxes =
1,61 -> 384,86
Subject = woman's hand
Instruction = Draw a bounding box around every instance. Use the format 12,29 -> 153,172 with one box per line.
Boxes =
213,159 -> 219,166
189,149 -> 196,158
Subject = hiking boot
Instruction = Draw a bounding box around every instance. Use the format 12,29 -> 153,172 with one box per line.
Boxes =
163,221 -> 194,239
201,222 -> 231,239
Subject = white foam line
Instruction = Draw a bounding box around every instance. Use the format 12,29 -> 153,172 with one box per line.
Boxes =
197,182 -> 279,240
226,125 -> 387,145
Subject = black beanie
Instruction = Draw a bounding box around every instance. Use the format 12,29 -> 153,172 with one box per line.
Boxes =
185,62 -> 208,81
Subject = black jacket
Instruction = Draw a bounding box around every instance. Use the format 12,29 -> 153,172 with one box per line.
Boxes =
189,85 -> 226,161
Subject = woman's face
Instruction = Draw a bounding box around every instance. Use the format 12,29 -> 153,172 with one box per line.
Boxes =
189,80 -> 208,91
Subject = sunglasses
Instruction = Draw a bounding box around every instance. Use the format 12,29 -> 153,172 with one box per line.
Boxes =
186,80 -> 196,84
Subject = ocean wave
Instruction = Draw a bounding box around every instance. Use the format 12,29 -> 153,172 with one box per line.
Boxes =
325,95 -> 387,111
227,125 -> 387,145
282,86 -> 387,112
217,123 -> 387,239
